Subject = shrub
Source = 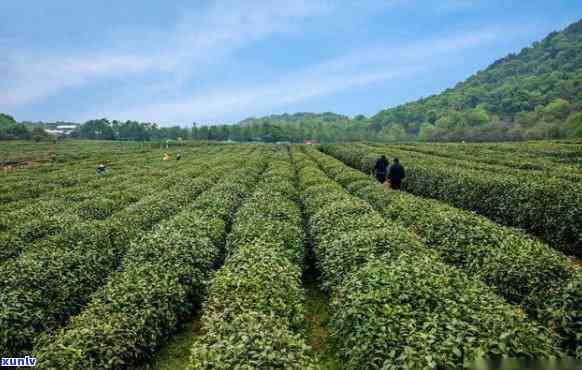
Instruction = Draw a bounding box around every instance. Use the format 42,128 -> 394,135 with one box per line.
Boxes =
310,145 -> 582,355
0,158 -> 239,357
189,155 -> 314,368
332,254 -> 560,369
321,143 -> 582,256
190,311 -> 317,370
291,147 -> 561,368
32,151 -> 264,368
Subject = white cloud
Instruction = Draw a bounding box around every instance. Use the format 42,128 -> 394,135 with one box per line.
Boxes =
0,0 -> 330,108
101,67 -> 425,124
2,54 -> 155,106
436,0 -> 481,11
96,27 -> 505,125
352,0 -> 482,13
0,0 -> 485,110
0,0 -> 514,123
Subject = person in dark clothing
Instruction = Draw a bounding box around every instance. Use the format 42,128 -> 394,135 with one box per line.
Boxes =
374,155 -> 389,184
388,158 -> 405,190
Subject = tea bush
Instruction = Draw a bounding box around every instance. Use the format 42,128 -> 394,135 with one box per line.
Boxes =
311,146 -> 582,356
321,144 -> 582,256
292,147 -> 560,369
334,253 -> 559,369
189,153 -> 316,369
34,154 -> 265,369
0,150 -> 247,357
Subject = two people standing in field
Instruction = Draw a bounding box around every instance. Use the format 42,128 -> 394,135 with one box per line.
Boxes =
374,155 -> 405,190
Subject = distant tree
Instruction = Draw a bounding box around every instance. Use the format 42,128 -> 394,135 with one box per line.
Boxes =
379,123 -> 407,142
366,19 -> 582,141
435,115 -> 452,130
542,98 -> 571,121
566,112 -> 582,137
5,124 -> 32,140
514,111 -> 538,127
31,126 -> 51,142
0,113 -> 17,126
78,119 -> 115,140
417,122 -> 439,141
465,106 -> 490,126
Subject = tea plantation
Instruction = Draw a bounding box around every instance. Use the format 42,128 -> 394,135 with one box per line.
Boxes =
1,140 -> 581,369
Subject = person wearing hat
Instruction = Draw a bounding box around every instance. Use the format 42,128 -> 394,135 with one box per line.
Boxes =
96,163 -> 107,176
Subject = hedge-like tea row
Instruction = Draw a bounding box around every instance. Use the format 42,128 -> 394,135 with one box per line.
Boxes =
0,168 -> 175,262
292,147 -> 559,369
396,141 -> 582,169
33,152 -> 266,369
190,155 -> 316,369
439,140 -> 582,161
0,153 -> 182,223
0,149 -> 248,357
367,142 -> 582,183
321,143 -> 582,256
387,143 -> 582,182
1,165 -> 164,228
316,145 -> 582,356
0,143 -> 219,193
0,151 -> 162,205
0,169 -> 138,225
0,155 -> 210,251
0,144 -> 226,209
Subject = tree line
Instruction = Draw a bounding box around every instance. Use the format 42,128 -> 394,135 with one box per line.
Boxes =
0,113 -> 52,141
69,119 -> 190,141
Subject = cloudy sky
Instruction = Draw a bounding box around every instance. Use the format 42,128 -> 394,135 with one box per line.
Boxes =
1,1 -> 581,125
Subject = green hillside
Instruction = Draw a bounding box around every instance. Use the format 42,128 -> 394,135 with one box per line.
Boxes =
239,112 -> 350,126
229,112 -> 367,142
226,19 -> 582,142
371,19 -> 582,141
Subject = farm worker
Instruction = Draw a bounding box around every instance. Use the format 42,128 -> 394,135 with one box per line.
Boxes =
374,155 -> 388,184
163,152 -> 171,161
388,158 -> 406,190
176,152 -> 182,161
96,164 -> 107,176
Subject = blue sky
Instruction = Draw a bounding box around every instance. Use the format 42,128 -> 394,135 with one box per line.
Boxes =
1,1 -> 581,126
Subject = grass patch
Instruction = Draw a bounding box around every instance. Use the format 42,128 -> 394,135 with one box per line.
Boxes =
304,281 -> 341,369
302,241 -> 341,370
135,315 -> 202,370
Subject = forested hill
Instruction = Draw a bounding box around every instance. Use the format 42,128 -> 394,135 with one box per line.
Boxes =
239,112 -> 351,126
226,19 -> 582,142
225,112 -> 370,142
371,19 -> 582,141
